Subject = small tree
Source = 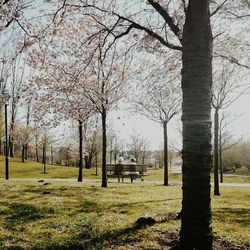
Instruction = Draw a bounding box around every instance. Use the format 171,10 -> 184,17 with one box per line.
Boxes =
131,56 -> 181,185
212,60 -> 249,195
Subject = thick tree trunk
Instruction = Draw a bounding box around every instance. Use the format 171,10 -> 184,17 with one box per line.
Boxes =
180,1 -> 213,249
163,121 -> 168,186
78,120 -> 83,182
101,105 -> 107,187
214,109 -> 220,195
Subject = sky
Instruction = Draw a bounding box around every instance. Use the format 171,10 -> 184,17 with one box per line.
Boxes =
109,90 -> 250,151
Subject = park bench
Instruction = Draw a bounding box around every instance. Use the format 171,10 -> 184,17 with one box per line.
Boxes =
106,163 -> 147,183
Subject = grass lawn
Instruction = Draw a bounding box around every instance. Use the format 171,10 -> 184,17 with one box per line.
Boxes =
0,179 -> 249,249
0,157 -> 249,248
1,157 -> 249,184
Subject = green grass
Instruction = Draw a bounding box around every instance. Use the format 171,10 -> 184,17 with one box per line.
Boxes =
1,157 -> 248,184
0,180 -> 249,249
0,156 -> 98,180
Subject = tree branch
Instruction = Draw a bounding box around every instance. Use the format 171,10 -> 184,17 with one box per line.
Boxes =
147,0 -> 182,41
210,0 -> 229,17
65,3 -> 182,51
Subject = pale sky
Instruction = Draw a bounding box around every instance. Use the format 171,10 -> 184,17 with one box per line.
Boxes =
109,91 -> 250,151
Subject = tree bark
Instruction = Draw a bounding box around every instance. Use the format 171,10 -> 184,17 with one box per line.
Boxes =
35,135 -> 39,162
214,109 -> 220,195
78,120 -> 83,182
180,1 -> 213,249
101,105 -> 107,187
42,144 -> 46,174
21,145 -> 25,163
163,121 -> 168,186
219,130 -> 223,183
5,103 -> 9,180
9,112 -> 14,157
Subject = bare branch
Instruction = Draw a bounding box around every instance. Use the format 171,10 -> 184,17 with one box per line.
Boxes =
210,0 -> 229,17
147,0 -> 182,41
214,52 -> 250,69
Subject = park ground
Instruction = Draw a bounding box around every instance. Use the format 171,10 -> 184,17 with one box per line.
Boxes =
0,157 -> 249,249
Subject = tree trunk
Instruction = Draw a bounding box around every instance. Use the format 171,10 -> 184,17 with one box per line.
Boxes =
219,128 -> 223,183
9,113 -> 14,157
109,139 -> 112,164
35,135 -> 39,162
163,121 -> 168,186
42,145 -> 46,174
21,145 -> 25,163
95,151 -> 98,176
180,1 -> 213,249
78,120 -> 83,182
5,103 -> 9,180
25,104 -> 30,160
51,146 -> 54,165
24,144 -> 28,160
101,105 -> 107,187
9,131 -> 14,157
214,109 -> 220,195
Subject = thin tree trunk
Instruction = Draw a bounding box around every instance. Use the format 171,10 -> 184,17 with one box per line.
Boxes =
219,129 -> 223,183
25,104 -> 30,160
180,1 -> 213,249
78,120 -> 83,182
163,121 -> 168,186
21,145 -> 25,163
109,139 -> 112,164
51,146 -> 53,165
35,135 -> 39,162
95,151 -> 98,176
101,105 -> 107,187
5,103 -> 9,180
43,145 -> 46,174
9,113 -> 14,157
214,108 -> 220,195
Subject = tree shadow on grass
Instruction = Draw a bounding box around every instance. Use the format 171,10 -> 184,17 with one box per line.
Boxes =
78,201 -> 103,213
6,203 -> 55,223
35,223 -> 144,250
214,207 -> 250,227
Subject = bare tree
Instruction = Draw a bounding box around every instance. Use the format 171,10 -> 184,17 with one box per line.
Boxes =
212,60 -> 249,195
131,54 -> 181,185
127,132 -> 149,164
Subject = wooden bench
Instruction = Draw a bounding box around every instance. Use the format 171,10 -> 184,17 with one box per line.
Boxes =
107,163 -> 147,183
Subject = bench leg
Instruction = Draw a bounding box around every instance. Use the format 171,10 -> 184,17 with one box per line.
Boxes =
131,178 -> 133,183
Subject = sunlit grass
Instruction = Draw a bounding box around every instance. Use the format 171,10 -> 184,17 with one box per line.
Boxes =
0,156 -> 249,184
0,179 -> 249,249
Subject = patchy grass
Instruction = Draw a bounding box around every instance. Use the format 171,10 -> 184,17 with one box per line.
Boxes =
0,179 -> 249,249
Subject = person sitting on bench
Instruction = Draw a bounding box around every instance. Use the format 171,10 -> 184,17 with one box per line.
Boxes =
115,157 -> 124,182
